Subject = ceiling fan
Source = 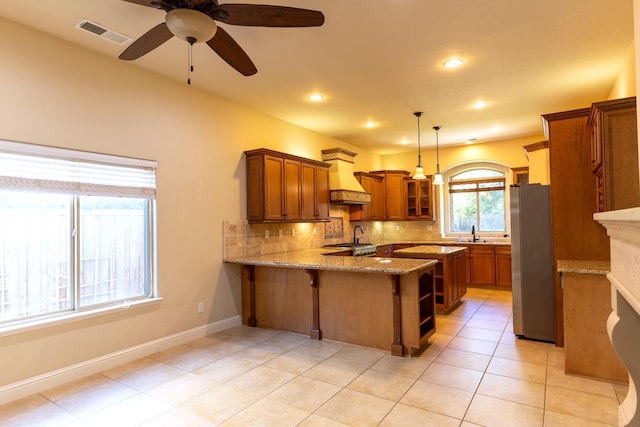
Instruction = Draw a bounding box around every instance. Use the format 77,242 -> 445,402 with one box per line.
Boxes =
119,0 -> 325,77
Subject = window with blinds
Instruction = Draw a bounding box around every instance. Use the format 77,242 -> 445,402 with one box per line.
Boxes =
449,169 -> 506,233
0,140 -> 157,327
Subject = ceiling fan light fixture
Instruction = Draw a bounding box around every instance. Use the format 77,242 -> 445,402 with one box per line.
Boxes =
166,9 -> 217,44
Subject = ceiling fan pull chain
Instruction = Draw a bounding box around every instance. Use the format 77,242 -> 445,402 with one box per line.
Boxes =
187,41 -> 193,85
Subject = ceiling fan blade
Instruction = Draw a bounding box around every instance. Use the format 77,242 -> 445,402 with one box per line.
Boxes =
119,22 -> 174,60
121,0 -> 159,9
206,27 -> 257,76
214,4 -> 324,27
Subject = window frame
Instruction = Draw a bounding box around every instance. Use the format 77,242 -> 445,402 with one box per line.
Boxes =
0,139 -> 158,333
439,162 -> 511,238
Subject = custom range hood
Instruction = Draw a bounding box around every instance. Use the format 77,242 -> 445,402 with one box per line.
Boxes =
321,148 -> 371,205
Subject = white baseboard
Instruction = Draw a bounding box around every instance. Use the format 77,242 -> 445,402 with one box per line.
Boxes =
0,315 -> 242,406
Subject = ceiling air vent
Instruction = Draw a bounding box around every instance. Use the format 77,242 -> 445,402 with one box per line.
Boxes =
75,20 -> 130,45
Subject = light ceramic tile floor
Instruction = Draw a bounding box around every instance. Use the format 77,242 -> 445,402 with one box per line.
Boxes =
0,287 -> 628,426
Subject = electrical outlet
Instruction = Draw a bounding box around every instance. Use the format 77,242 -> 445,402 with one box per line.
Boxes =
396,225 -> 400,231
279,229 -> 283,238
291,228 -> 296,237
426,225 -> 433,231
265,230 -> 269,239
197,302 -> 204,313
313,227 -> 317,235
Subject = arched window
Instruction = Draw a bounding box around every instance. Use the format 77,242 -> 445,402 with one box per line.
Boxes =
448,168 -> 506,233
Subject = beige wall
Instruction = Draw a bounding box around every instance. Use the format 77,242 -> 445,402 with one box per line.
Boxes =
380,136 -> 537,175
0,16 -> 380,390
528,148 -> 550,185
609,42 -> 636,99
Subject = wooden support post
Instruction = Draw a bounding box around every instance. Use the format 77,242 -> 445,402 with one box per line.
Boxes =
245,265 -> 257,327
307,269 -> 322,340
390,274 -> 403,356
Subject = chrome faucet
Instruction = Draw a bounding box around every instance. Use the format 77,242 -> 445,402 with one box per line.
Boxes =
471,225 -> 479,242
353,225 -> 364,244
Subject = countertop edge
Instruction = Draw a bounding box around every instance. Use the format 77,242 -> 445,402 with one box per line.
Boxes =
557,259 -> 611,275
224,253 -> 439,275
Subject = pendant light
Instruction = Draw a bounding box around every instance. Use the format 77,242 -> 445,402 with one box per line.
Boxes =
433,125 -> 444,185
412,112 -> 427,180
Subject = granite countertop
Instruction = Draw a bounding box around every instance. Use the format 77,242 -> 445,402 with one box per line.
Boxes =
225,248 -> 438,275
377,239 -> 511,246
394,245 -> 467,257
557,259 -> 611,275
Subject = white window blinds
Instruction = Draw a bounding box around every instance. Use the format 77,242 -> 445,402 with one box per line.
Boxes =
0,140 -> 156,198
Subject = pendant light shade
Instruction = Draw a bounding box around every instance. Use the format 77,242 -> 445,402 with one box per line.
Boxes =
412,112 -> 427,180
433,126 -> 443,185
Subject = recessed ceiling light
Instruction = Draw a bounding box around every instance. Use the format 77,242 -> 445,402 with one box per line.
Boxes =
400,138 -> 409,145
443,58 -> 463,69
308,93 -> 324,102
472,101 -> 487,109
365,121 -> 376,128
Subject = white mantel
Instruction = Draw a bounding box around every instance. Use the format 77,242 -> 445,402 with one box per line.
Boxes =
595,207 -> 640,427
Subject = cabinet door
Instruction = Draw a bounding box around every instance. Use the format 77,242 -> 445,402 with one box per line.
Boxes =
284,159 -> 301,220
300,163 -> 316,220
264,155 -> 285,220
405,180 -> 418,218
370,176 -> 386,219
359,175 -> 375,220
469,246 -> 495,285
350,173 -> 385,221
316,166 -> 330,220
494,246 -> 512,287
385,173 -> 406,220
418,179 -> 432,218
405,178 -> 433,220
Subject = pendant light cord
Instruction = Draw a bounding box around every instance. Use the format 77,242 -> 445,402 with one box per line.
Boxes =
415,112 -> 423,167
434,126 -> 441,173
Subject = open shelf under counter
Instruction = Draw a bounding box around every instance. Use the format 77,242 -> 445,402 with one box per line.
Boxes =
393,245 -> 468,313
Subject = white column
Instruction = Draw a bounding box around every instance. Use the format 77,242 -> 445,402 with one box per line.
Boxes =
596,207 -> 640,426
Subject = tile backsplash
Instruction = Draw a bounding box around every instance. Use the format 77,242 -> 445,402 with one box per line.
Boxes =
223,206 -> 441,259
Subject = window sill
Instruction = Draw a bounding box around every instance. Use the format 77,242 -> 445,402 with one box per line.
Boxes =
0,297 -> 163,339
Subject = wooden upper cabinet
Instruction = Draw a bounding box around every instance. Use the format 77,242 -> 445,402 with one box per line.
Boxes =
315,166 -> 330,221
284,159 -> 302,221
300,162 -> 316,220
588,97 -> 640,212
405,177 -> 433,220
245,149 -> 331,223
350,172 -> 385,221
370,170 -> 410,220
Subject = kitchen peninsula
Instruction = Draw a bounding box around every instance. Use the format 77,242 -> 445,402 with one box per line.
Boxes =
225,248 -> 438,356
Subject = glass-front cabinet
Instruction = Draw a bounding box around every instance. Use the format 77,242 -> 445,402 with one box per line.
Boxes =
405,177 -> 433,220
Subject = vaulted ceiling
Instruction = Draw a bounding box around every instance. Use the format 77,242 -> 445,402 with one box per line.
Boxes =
0,0 -> 634,153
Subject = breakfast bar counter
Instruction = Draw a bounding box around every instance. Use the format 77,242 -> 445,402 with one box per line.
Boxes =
226,249 -> 438,356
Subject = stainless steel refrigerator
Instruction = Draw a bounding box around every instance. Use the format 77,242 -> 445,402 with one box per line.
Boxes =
510,184 -> 555,342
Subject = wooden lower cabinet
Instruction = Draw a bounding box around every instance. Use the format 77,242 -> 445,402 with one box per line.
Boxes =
562,270 -> 627,383
468,245 -> 495,285
393,246 -> 467,313
241,264 -> 436,356
435,250 -> 467,312
494,246 -> 512,287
